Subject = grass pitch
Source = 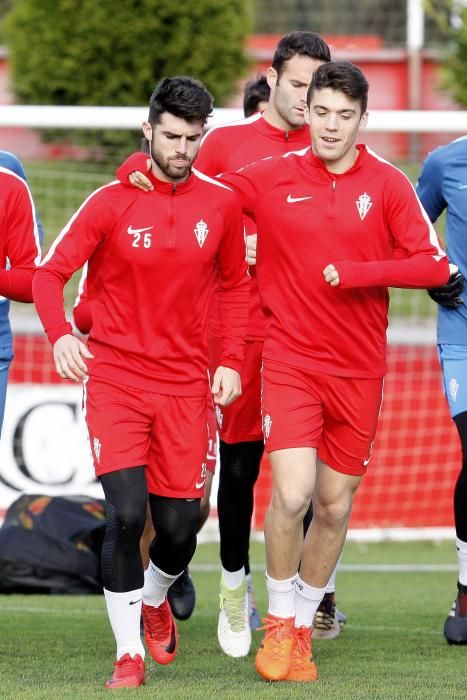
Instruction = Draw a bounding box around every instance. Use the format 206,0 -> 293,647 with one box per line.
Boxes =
0,540 -> 464,699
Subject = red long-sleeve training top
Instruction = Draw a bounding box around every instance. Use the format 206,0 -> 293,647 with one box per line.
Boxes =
117,113 -> 310,340
0,167 -> 41,302
218,144 -> 449,379
33,170 -> 250,395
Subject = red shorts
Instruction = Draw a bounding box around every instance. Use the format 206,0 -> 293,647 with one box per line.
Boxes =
83,376 -> 209,498
261,361 -> 384,476
208,336 -> 263,443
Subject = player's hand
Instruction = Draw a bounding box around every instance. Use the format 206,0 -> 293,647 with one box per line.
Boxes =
53,334 -> 94,382
129,159 -> 153,191
246,234 -> 257,266
323,264 -> 340,287
427,263 -> 464,309
211,366 -> 242,406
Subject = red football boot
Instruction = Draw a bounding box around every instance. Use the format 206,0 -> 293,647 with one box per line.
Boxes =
142,598 -> 178,664
105,653 -> 145,689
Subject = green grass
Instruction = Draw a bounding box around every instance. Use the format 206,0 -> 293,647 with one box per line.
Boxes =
0,540 -> 464,699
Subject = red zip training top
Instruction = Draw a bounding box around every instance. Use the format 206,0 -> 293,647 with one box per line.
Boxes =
220,145 -> 450,378
33,170 -> 250,396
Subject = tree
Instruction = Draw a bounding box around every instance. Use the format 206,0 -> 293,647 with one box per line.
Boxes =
3,0 -> 252,151
425,1 -> 467,106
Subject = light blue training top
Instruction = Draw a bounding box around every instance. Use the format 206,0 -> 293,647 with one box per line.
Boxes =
416,135 -> 467,345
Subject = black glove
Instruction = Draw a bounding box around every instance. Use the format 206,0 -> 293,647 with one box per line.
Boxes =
427,270 -> 464,309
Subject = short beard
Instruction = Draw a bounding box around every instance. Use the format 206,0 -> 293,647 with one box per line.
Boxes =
150,143 -> 191,182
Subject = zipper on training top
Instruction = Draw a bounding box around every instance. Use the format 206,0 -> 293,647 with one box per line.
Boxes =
168,184 -> 176,248
327,180 -> 337,219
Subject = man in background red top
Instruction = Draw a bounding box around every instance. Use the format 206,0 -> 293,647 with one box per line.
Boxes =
118,32 -> 346,657
33,77 -> 249,690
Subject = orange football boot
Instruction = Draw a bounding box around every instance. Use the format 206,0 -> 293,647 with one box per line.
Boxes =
255,614 -> 294,681
285,626 -> 318,682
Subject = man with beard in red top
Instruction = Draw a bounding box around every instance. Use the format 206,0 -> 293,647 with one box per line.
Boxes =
33,77 -> 249,690
117,32 -> 346,656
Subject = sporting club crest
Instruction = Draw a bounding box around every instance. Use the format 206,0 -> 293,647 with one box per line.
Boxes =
194,219 -> 209,248
356,192 -> 372,220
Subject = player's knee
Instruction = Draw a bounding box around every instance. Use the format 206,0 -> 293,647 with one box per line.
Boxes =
149,495 -> 200,565
312,496 -> 352,529
113,501 -> 147,550
271,484 -> 311,522
219,440 -> 263,489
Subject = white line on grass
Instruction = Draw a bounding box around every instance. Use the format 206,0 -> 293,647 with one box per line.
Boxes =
190,563 -> 457,573
0,606 -> 107,615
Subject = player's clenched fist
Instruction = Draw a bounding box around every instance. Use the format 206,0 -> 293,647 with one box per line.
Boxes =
323,264 -> 340,287
53,334 -> 94,382
211,366 -> 242,406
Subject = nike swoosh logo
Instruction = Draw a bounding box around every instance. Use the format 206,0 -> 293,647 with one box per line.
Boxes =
195,480 -> 206,489
129,598 -> 142,605
287,194 -> 313,203
127,225 -> 154,234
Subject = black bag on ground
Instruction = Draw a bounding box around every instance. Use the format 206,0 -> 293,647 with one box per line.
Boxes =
0,494 -> 105,594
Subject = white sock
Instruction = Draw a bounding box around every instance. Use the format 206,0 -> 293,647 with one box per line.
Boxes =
456,537 -> 467,586
325,553 -> 342,594
143,561 -> 181,607
294,577 -> 327,628
222,566 -> 245,590
266,572 -> 297,618
104,588 -> 145,660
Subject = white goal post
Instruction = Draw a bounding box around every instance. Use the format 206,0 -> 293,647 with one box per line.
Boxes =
0,105 -> 466,133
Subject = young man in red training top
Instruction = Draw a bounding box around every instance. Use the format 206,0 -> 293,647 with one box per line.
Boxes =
118,31 -> 347,655
73,263 -> 217,621
225,61 -> 450,682
33,77 -> 249,690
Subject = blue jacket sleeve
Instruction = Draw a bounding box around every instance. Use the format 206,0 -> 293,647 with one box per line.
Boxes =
416,148 -> 446,223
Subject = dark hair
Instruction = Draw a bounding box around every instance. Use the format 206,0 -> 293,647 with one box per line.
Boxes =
243,75 -> 270,117
148,76 -> 213,125
272,31 -> 331,77
307,61 -> 369,114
